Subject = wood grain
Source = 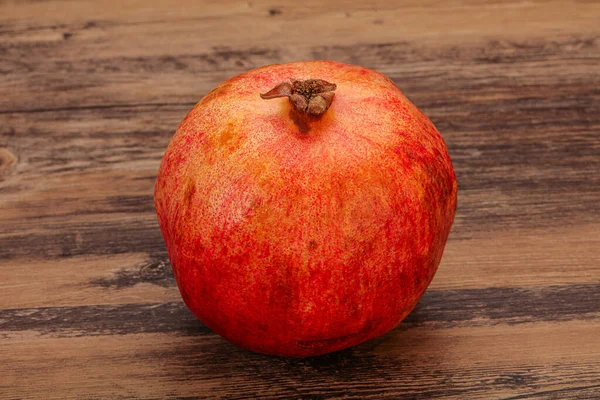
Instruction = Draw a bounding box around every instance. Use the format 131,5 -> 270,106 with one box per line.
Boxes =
2,322 -> 600,399
2,284 -> 599,339
1,0 -> 599,398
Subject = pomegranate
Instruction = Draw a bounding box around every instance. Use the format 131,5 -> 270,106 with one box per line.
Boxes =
154,60 -> 457,357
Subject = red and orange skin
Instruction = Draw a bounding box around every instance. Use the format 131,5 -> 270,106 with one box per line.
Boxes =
154,61 -> 457,357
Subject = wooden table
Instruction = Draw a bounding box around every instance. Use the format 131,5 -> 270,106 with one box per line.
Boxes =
1,0 -> 599,398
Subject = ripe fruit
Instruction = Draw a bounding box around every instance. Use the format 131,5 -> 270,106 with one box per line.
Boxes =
154,60 -> 457,357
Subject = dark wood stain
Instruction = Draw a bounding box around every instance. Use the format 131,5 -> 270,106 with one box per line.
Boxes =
2,285 -> 598,337
0,302 -> 207,337
87,254 -> 175,289
1,0 -> 599,397
106,194 -> 157,214
0,101 -> 195,115
311,36 -> 598,66
0,219 -> 166,259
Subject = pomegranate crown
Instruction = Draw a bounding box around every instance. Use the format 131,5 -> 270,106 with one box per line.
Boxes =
260,79 -> 337,118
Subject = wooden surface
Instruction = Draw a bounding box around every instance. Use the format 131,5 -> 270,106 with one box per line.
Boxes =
1,0 -> 599,398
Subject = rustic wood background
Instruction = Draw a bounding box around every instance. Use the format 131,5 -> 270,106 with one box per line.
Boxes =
1,0 -> 599,398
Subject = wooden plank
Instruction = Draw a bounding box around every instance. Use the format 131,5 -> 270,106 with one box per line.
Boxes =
1,283 -> 599,338
0,253 -> 181,309
1,225 -> 598,309
1,321 -> 599,399
2,31 -> 598,112
1,1 -> 599,112
3,0 -> 598,43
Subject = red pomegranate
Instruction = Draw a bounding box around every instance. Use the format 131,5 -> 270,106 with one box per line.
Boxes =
154,60 -> 457,357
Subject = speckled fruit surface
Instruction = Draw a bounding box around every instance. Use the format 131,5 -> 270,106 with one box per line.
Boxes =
154,60 -> 457,357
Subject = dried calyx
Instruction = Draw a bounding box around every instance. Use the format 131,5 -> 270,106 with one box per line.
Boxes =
260,79 -> 336,118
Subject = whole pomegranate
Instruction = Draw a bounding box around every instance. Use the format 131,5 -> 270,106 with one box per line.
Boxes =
155,60 -> 457,357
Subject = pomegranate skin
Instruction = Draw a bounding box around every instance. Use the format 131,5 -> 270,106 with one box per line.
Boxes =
154,60 -> 457,357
